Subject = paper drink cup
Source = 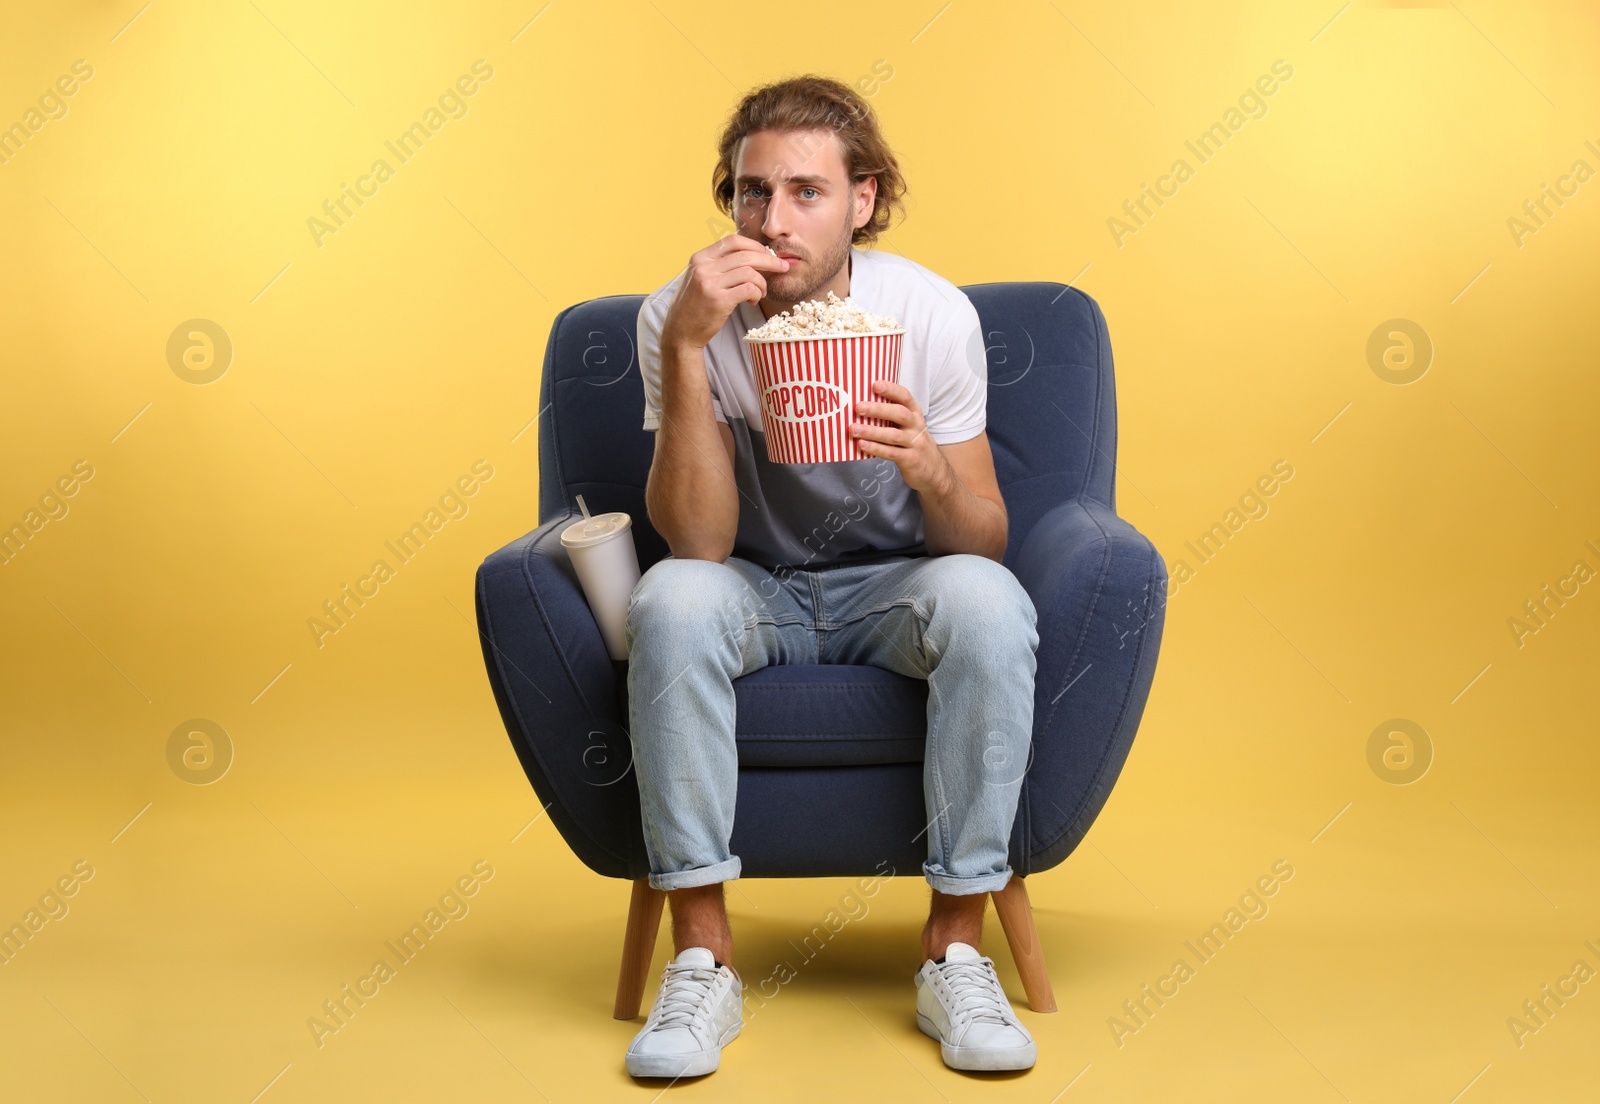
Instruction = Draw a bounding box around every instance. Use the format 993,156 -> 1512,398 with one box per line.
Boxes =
743,329 -> 905,464
559,511 -> 640,661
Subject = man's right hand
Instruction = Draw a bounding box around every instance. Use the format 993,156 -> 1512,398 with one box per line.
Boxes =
661,234 -> 791,351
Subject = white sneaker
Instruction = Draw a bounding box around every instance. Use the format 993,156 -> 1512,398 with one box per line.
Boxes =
625,947 -> 743,1078
915,941 -> 1037,1071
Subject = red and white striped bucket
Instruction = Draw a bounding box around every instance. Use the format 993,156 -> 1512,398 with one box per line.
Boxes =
743,330 -> 905,464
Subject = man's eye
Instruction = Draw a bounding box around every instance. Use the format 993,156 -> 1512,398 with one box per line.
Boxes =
800,187 -> 818,199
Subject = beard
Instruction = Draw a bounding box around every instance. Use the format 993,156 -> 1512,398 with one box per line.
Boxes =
766,213 -> 853,304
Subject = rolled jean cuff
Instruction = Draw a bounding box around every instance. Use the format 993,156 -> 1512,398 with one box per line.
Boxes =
924,865 -> 1013,896
648,856 -> 742,892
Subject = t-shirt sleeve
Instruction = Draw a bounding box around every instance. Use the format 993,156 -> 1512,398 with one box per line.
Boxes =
639,292 -> 726,431
921,294 -> 986,445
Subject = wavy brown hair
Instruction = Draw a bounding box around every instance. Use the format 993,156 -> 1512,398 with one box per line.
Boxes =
711,75 -> 907,246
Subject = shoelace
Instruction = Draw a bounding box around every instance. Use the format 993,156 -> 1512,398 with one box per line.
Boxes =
933,959 -> 1014,1026
649,964 -> 724,1035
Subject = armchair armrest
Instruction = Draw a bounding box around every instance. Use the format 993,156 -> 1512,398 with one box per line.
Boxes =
1009,497 -> 1169,873
474,510 -> 642,879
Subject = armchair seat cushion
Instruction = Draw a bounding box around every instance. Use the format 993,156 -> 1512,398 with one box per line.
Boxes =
729,664 -> 930,768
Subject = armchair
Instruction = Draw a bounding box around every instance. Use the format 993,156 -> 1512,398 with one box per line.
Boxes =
473,281 -> 1167,1018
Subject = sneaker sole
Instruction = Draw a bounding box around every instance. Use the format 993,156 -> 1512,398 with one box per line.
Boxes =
917,1011 -> 1037,1071
626,1021 -> 741,1079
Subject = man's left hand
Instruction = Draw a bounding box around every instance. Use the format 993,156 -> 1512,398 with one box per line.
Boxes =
851,379 -> 952,495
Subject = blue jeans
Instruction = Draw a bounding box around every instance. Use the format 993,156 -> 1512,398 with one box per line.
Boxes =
623,552 -> 1040,896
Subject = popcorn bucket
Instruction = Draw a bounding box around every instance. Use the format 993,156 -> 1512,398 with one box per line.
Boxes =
743,330 -> 905,464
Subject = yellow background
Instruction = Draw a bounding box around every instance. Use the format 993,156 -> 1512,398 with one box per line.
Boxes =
3,0 -> 1597,1100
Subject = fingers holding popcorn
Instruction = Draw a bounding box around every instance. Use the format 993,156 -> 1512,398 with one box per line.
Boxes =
856,379 -> 920,423
849,378 -> 945,489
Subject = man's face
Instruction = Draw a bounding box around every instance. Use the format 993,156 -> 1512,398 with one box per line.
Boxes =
732,128 -> 876,304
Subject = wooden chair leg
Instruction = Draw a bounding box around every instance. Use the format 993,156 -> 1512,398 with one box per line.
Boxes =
614,878 -> 667,1019
991,874 -> 1057,1012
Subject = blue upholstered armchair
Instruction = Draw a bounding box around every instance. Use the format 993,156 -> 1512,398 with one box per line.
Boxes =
473,281 -> 1168,1019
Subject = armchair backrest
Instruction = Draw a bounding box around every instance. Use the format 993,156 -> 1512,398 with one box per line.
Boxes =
536,281 -> 1118,570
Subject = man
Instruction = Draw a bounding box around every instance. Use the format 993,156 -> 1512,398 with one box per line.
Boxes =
624,74 -> 1040,1079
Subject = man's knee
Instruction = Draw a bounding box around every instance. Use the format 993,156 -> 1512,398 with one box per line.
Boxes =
925,554 -> 1037,634
627,558 -> 758,646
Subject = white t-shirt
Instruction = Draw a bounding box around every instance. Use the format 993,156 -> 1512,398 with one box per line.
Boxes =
637,245 -> 987,570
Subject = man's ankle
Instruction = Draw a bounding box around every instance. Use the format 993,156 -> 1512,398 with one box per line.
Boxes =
922,932 -> 982,960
